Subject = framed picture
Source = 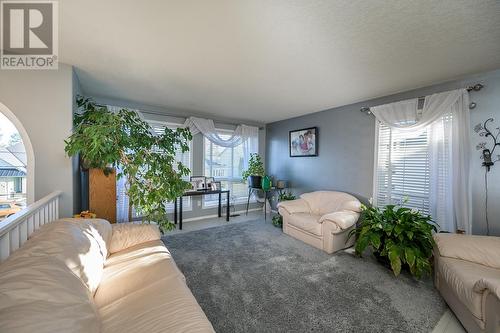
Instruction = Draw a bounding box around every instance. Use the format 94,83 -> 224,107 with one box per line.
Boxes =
289,127 -> 318,157
211,181 -> 221,191
190,176 -> 207,190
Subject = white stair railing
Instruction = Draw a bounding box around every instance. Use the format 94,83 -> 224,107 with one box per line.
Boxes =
0,191 -> 62,262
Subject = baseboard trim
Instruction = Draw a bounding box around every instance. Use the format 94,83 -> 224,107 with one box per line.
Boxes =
181,208 -> 262,223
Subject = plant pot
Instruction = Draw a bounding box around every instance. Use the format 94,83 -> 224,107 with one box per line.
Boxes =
248,175 -> 262,189
261,175 -> 272,191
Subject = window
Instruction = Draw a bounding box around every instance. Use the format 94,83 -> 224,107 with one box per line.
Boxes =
374,114 -> 452,218
374,123 -> 430,214
203,130 -> 250,207
135,121 -> 193,215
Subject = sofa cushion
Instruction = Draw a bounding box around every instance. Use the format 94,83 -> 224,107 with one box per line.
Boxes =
14,219 -> 107,294
66,218 -> 112,257
300,191 -> 360,216
434,233 -> 500,269
287,213 -> 322,236
94,239 -> 184,307
99,276 -> 214,333
438,257 -> 500,320
0,255 -> 100,333
319,210 -> 360,230
277,198 -> 311,215
109,223 -> 161,254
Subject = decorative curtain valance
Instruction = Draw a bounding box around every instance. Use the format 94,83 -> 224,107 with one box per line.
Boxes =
371,88 -> 472,234
371,88 -> 468,131
183,116 -> 258,148
183,116 -> 259,174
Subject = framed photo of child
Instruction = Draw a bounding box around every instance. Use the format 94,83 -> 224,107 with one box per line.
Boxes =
289,127 -> 318,157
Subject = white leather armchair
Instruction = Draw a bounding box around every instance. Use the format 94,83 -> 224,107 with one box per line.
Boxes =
434,233 -> 500,333
277,191 -> 361,254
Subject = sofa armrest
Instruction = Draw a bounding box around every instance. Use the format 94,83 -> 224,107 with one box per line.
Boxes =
433,233 -> 500,269
474,278 -> 500,302
339,200 -> 362,213
109,223 -> 161,254
319,210 -> 360,230
277,198 -> 310,215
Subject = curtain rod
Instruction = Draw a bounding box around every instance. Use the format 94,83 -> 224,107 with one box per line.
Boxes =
95,103 -> 265,130
360,83 -> 484,114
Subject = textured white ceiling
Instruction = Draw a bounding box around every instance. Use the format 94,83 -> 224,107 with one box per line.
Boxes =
60,0 -> 500,123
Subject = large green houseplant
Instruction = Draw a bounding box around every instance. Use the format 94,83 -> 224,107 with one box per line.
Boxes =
242,153 -> 265,188
348,200 -> 437,278
65,97 -> 192,232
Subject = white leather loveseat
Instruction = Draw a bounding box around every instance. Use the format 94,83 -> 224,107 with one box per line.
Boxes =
434,233 -> 500,333
0,218 -> 214,333
277,191 -> 361,254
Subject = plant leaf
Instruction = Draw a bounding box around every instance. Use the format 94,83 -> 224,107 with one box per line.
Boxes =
405,247 -> 416,268
388,248 -> 402,276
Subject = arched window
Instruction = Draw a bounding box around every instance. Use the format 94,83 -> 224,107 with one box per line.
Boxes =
0,103 -> 35,218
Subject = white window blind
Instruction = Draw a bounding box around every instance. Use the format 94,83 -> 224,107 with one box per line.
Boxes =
203,130 -> 250,207
374,123 -> 431,214
374,111 -> 454,221
146,121 -> 192,212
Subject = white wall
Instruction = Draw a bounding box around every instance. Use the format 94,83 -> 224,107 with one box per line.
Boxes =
0,64 -> 75,217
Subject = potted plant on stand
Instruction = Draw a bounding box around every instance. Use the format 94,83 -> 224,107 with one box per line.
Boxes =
65,96 -> 192,232
348,199 -> 437,278
242,153 -> 265,189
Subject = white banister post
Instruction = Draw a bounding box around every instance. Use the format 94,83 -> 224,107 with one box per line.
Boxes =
27,215 -> 33,235
34,211 -> 40,230
0,234 -> 10,261
10,226 -> 19,252
20,220 -> 28,245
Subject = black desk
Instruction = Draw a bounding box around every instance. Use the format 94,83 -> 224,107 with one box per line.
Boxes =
174,189 -> 230,230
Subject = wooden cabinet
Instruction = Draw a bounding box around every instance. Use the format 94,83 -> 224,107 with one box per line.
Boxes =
89,168 -> 116,223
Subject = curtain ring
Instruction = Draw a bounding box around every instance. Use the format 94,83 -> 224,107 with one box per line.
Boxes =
469,102 -> 477,109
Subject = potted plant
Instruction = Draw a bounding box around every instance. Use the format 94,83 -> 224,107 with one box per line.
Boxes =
348,200 -> 437,278
272,191 -> 296,228
242,153 -> 265,189
65,96 -> 192,232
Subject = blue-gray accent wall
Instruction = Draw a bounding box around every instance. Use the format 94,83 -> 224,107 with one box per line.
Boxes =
266,69 -> 500,236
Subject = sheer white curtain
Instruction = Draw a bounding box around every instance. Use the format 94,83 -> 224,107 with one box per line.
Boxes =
372,89 -> 471,233
184,116 -> 259,170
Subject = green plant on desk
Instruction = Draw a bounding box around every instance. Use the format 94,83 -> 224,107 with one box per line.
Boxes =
242,153 -> 265,180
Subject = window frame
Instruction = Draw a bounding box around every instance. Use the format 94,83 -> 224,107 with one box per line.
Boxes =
202,128 -> 253,208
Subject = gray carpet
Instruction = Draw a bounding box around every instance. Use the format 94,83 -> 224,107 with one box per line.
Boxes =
163,219 -> 446,333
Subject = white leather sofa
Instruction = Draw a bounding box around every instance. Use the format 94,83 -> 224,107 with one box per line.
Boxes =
434,233 -> 500,333
277,191 -> 361,254
0,218 -> 214,333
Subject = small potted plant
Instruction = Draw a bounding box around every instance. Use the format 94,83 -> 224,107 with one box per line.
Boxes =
272,191 -> 296,228
348,199 -> 437,278
242,153 -> 265,189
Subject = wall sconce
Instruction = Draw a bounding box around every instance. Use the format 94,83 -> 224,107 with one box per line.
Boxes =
474,118 -> 500,172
